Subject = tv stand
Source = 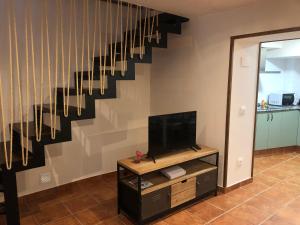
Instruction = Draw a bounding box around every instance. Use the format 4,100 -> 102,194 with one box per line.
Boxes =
117,147 -> 219,225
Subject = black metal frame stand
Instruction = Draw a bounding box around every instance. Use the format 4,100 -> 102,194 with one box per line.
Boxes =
2,171 -> 20,225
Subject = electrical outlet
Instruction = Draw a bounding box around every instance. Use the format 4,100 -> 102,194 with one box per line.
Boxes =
237,157 -> 243,167
40,173 -> 51,184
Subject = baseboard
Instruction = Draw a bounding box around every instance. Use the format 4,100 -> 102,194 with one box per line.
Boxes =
218,177 -> 253,194
18,170 -> 117,198
254,146 -> 300,156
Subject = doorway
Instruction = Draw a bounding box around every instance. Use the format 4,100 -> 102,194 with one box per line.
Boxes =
253,39 -> 300,177
225,29 -> 300,188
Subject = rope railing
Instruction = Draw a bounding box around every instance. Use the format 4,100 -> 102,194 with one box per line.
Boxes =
0,0 -> 160,169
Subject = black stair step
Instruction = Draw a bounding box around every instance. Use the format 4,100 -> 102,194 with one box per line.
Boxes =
94,45 -> 152,66
57,87 -> 108,96
37,104 -> 86,115
12,122 -> 60,140
159,13 -> 189,24
57,87 -> 116,99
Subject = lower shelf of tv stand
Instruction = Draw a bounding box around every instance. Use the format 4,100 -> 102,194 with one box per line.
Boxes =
122,160 -> 217,195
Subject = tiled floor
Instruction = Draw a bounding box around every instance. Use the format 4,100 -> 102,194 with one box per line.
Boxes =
1,149 -> 300,225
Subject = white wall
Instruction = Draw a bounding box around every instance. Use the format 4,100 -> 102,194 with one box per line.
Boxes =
150,0 -> 300,187
258,59 -> 300,104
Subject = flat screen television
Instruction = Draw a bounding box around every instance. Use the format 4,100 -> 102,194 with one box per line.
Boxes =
148,111 -> 198,160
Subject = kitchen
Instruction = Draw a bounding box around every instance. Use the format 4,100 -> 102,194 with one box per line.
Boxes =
255,39 -> 300,152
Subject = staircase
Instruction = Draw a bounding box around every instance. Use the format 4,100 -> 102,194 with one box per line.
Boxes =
0,7 -> 188,225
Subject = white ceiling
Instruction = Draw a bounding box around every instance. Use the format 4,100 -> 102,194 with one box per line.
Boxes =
123,0 -> 260,17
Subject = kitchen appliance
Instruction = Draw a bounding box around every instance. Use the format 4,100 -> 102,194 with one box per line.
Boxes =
268,93 -> 295,106
148,111 -> 199,161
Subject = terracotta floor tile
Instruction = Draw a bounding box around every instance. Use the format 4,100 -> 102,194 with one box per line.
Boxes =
74,208 -> 102,225
285,173 -> 300,186
162,210 -> 205,225
224,188 -> 255,202
187,202 -> 224,222
269,207 -> 300,225
253,174 -> 280,186
34,203 -> 70,224
63,195 -> 98,213
75,203 -> 117,223
98,216 -> 131,225
262,167 -> 295,180
208,214 -> 252,225
44,216 -> 81,225
92,185 -> 116,202
287,197 -> 300,209
244,195 -> 279,214
228,204 -> 270,225
258,187 -> 295,205
262,218 -> 294,225
240,180 -> 269,194
20,216 -> 37,225
207,194 -> 240,211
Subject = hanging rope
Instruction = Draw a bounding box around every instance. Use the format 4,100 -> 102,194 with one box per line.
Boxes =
131,5 -> 139,58
0,5 -> 14,170
86,0 -> 91,95
31,0 -> 44,142
90,0 -> 98,95
74,0 -> 84,115
23,3 -> 31,166
111,0 -> 120,76
13,0 -> 26,166
101,0 -> 109,95
119,1 -> 123,75
156,11 -> 159,44
121,3 -> 130,76
140,8 -> 148,59
148,10 -> 156,42
139,6 -> 142,59
129,4 -> 132,58
77,0 -> 86,116
98,0 -> 102,88
60,0 -> 70,117
109,0 -> 113,75
64,0 -> 73,117
45,0 -> 58,139
51,0 -> 59,139
0,76 -> 13,170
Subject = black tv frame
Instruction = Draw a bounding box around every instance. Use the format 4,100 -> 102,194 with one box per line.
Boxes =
147,111 -> 201,163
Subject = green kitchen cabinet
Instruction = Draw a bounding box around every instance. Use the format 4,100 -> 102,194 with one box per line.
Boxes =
255,113 -> 270,150
255,110 -> 300,150
268,112 -> 282,148
281,110 -> 299,147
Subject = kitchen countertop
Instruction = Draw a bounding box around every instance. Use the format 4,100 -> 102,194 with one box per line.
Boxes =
257,105 -> 300,113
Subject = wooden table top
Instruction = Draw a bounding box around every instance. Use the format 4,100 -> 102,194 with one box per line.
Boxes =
118,146 -> 218,175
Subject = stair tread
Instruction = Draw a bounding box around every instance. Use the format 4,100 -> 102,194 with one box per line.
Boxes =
12,122 -> 60,138
39,104 -> 86,114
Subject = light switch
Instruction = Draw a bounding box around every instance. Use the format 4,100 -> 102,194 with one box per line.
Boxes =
239,106 -> 246,115
240,56 -> 250,67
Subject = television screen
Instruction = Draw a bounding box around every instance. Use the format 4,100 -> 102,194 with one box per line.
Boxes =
148,111 -> 196,158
